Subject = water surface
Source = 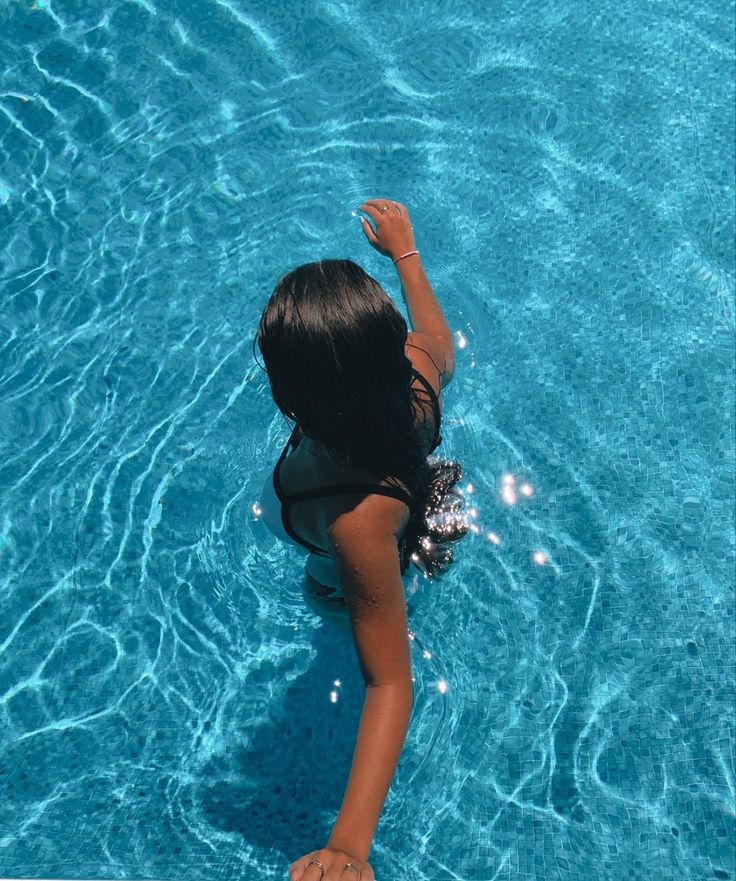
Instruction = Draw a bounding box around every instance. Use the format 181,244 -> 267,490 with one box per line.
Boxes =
0,1 -> 734,879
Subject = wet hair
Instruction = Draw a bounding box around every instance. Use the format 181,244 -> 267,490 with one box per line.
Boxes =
253,258 -> 468,577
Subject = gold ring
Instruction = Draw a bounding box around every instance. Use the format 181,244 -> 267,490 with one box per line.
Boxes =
307,859 -> 325,879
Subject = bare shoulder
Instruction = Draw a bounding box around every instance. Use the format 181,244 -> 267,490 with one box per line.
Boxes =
406,331 -> 454,391
327,489 -> 410,547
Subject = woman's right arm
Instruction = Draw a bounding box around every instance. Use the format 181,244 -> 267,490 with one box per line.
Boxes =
398,258 -> 456,385
359,198 -> 455,383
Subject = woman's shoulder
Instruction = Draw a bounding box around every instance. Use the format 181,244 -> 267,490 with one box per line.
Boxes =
405,332 -> 448,400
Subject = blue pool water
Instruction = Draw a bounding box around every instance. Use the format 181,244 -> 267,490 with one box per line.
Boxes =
0,1 -> 734,879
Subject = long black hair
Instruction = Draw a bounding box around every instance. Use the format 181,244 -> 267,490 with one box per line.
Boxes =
253,258 -> 468,577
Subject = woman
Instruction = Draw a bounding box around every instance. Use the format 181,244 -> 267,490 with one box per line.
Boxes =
255,198 -> 468,881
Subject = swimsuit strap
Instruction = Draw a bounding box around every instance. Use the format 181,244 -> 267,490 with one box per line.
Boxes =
409,367 -> 442,450
272,435 -> 414,556
273,428 -> 413,506
279,484 -> 414,557
282,482 -> 413,505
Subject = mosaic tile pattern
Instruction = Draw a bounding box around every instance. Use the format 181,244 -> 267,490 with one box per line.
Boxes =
0,0 -> 733,879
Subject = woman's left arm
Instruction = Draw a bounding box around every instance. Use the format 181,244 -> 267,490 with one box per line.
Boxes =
327,678 -> 413,860
327,497 -> 414,858
289,494 -> 414,879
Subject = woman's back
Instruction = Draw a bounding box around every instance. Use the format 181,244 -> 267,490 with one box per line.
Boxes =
271,332 -> 446,561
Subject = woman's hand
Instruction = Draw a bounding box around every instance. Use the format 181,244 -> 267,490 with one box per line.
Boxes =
358,198 -> 416,261
289,847 -> 375,881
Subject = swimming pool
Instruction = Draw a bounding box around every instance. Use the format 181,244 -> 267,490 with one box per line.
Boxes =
0,0 -> 733,879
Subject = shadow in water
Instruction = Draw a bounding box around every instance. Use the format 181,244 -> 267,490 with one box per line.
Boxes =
199,582 -> 371,871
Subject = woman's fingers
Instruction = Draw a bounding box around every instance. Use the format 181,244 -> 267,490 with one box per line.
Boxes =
360,216 -> 379,246
289,850 -> 375,881
289,858 -> 323,881
358,202 -> 383,220
360,198 -> 403,217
